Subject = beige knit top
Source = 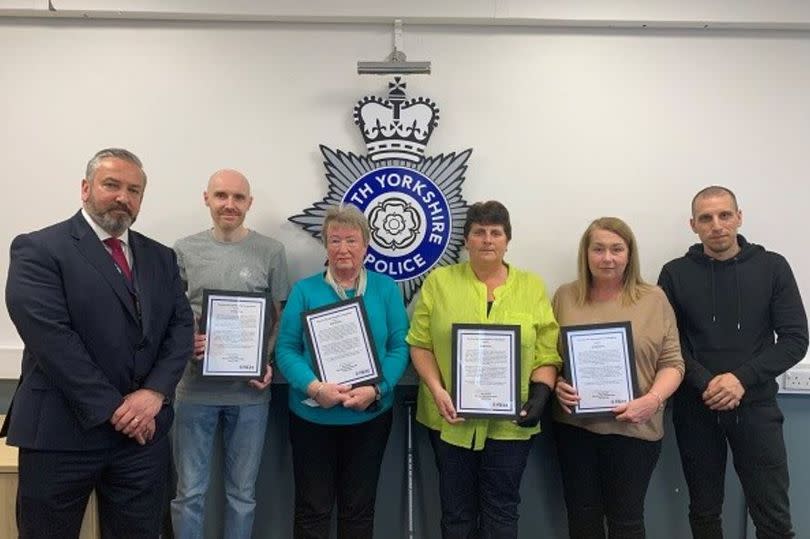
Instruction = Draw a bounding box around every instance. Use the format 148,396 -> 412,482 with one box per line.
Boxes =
551,282 -> 684,441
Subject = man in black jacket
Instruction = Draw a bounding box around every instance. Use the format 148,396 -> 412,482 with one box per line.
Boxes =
3,148 -> 194,538
658,185 -> 808,539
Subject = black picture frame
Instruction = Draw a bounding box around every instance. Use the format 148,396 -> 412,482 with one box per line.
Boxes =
302,296 -> 382,388
560,321 -> 639,417
451,323 -> 521,419
199,289 -> 273,378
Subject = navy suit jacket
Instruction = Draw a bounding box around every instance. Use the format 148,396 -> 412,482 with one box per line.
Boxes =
2,211 -> 194,450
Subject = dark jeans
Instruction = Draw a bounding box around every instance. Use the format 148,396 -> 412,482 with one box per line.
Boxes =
553,422 -> 662,539
17,435 -> 170,539
673,391 -> 793,539
428,430 -> 532,539
288,410 -> 393,539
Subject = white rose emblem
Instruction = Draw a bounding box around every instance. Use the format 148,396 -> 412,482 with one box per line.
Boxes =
368,198 -> 422,250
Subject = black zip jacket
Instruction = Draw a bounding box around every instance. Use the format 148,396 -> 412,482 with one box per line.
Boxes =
658,235 -> 808,402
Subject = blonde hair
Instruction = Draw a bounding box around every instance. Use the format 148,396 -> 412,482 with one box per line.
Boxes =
574,217 -> 653,305
321,204 -> 370,247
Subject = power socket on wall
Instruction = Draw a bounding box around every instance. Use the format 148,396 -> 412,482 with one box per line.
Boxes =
783,365 -> 810,391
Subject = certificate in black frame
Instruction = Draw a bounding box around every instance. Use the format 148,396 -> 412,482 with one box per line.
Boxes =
302,296 -> 382,388
199,289 -> 274,378
451,323 -> 522,420
560,321 -> 639,417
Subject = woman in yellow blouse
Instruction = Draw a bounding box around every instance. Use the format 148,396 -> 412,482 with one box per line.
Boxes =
407,201 -> 561,538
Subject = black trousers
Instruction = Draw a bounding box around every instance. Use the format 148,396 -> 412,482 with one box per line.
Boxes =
17,435 -> 170,539
554,422 -> 662,539
288,410 -> 393,539
428,430 -> 533,539
673,391 -> 793,539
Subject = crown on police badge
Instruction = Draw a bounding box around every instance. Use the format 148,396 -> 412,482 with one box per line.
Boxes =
291,78 -> 471,305
353,77 -> 439,163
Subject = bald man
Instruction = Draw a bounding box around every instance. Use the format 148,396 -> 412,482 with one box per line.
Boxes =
170,170 -> 289,539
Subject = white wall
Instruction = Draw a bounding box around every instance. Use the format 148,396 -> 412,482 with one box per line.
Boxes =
1,16 -> 808,381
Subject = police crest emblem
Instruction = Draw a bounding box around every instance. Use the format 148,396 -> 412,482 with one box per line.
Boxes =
289,78 -> 472,304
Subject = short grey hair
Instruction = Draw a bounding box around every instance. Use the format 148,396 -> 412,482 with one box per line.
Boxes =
85,148 -> 147,185
322,205 -> 370,247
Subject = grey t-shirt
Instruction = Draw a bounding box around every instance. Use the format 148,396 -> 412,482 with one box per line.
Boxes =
174,229 -> 290,405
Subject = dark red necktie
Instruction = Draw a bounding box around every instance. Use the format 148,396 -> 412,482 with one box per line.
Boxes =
103,237 -> 132,282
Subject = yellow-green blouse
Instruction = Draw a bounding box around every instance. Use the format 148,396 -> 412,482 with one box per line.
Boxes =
406,262 -> 562,450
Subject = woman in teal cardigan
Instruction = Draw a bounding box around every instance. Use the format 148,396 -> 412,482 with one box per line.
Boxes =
276,204 -> 409,539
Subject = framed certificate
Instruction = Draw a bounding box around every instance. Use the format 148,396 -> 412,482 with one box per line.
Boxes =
199,289 -> 273,378
302,297 -> 382,387
560,321 -> 639,416
451,324 -> 521,419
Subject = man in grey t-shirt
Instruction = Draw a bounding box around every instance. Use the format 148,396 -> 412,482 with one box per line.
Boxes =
170,169 -> 290,539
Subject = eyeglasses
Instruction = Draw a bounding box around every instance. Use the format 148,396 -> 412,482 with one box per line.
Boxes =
327,237 -> 363,249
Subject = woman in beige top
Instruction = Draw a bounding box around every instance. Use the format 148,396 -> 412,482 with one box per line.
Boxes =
553,217 -> 684,539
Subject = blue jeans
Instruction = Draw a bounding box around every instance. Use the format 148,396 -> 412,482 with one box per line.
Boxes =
170,401 -> 269,539
429,430 -> 532,539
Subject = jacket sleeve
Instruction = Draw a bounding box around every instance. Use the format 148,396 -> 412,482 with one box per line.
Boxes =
377,278 -> 410,398
275,282 -> 318,393
142,249 -> 194,399
658,265 -> 713,392
405,271 -> 435,350
5,234 -> 123,429
655,288 -> 685,376
532,278 -> 562,370
733,255 -> 809,387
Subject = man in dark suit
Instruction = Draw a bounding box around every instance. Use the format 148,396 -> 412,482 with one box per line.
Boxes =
2,148 -> 194,538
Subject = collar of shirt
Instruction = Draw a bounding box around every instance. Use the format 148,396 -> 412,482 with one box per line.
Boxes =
81,207 -> 134,268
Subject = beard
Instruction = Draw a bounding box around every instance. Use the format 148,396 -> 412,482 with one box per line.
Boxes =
85,196 -> 136,237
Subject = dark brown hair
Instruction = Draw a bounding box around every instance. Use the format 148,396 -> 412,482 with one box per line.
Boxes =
463,201 -> 512,240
